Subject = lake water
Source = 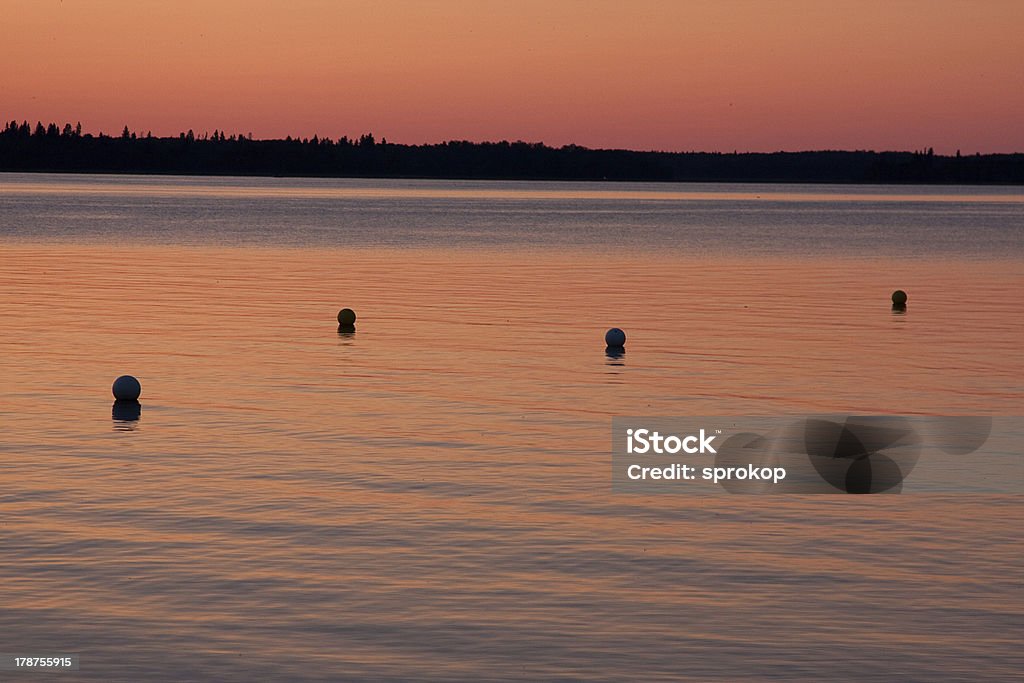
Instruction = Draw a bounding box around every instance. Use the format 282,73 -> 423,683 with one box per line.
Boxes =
0,174 -> 1021,681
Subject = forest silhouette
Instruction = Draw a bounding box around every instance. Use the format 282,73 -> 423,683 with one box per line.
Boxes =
2,120 -> 1022,184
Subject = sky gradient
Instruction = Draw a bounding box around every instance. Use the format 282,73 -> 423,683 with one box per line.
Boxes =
2,0 -> 1022,153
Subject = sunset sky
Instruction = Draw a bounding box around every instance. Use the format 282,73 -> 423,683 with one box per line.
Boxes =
2,0 -> 1022,153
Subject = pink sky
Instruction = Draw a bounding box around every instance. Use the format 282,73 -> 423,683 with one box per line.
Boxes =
2,0 -> 1022,152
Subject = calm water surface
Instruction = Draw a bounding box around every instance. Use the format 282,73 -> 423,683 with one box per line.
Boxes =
0,174 -> 1021,681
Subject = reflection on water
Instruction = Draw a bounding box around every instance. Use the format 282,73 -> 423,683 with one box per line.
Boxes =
3,173 -> 1023,203
604,345 -> 626,366
111,400 -> 141,430
0,177 -> 1022,681
1,174 -> 1022,256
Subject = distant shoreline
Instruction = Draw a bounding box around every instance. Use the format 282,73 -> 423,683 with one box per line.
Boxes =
3,123 -> 1023,185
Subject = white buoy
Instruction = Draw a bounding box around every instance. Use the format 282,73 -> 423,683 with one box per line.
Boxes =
112,375 -> 142,401
605,327 -> 626,347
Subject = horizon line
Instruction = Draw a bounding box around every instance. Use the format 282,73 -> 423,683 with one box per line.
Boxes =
4,120 -> 1022,158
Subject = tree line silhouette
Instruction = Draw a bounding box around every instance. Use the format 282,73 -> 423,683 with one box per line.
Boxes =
1,120 -> 1021,184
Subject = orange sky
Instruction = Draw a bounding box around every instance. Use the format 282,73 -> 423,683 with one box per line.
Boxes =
2,0 -> 1022,153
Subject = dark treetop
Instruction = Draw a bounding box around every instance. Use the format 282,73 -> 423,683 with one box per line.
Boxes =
2,121 -> 1022,184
